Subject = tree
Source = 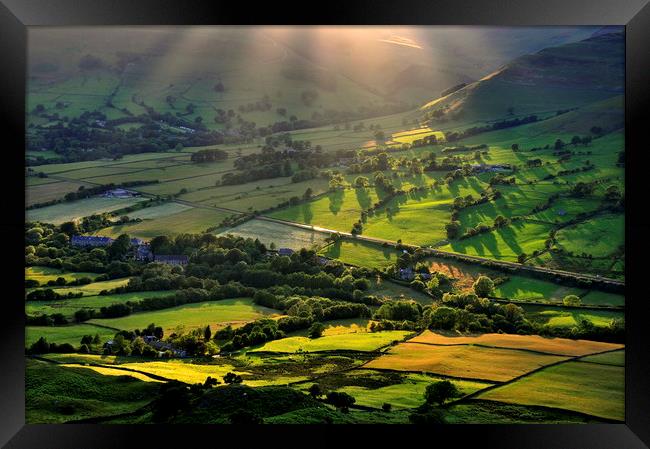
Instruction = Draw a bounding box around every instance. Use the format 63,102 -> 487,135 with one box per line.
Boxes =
59,221 -> 79,236
229,410 -> 262,424
445,221 -> 461,239
429,307 -> 457,330
424,380 -> 460,405
308,383 -> 323,398
326,392 -> 356,411
511,143 -> 519,151
203,325 -> 212,341
571,135 -> 582,147
223,372 -> 243,385
108,234 -> 131,259
472,276 -> 494,298
563,295 -> 581,307
308,322 -> 325,339
517,253 -> 527,264
494,215 -> 508,228
382,403 -> 392,412
303,187 -> 313,200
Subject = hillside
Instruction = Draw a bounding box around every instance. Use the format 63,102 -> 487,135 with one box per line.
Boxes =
420,32 -> 624,123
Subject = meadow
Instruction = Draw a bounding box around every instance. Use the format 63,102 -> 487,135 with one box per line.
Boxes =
26,266 -> 102,284
333,372 -> 491,410
319,240 -> 402,269
220,219 -> 328,251
249,331 -> 412,353
88,298 -> 281,333
25,324 -> 116,347
27,197 -> 146,224
26,290 -> 173,319
95,207 -> 235,239
477,360 -> 624,421
522,305 -> 624,328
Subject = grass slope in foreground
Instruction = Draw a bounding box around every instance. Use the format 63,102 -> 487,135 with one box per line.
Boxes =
26,359 -> 158,423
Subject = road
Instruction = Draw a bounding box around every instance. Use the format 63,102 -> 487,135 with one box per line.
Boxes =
255,215 -> 625,288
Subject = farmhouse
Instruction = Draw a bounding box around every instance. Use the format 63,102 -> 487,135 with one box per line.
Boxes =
104,188 -> 139,198
472,163 -> 512,173
278,248 -> 294,256
135,244 -> 153,261
153,254 -> 189,266
71,235 -> 114,247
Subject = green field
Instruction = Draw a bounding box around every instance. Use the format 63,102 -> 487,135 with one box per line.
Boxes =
580,349 -> 624,366
88,298 -> 280,333
335,372 -> 491,410
555,213 -> 624,258
26,324 -> 116,347
26,266 -> 102,284
26,180 -> 93,207
27,197 -> 146,224
26,290 -> 173,318
220,219 -> 328,251
477,360 -> 624,421
319,240 -> 402,269
42,277 -> 132,296
522,305 -> 624,328
250,331 -> 412,353
96,207 -> 235,239
493,276 -> 584,302
442,221 -> 553,261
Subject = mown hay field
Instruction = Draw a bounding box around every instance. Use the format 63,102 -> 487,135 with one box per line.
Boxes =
365,342 -> 568,382
409,331 -> 623,357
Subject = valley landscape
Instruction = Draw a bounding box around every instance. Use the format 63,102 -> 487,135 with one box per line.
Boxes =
25,26 -> 625,424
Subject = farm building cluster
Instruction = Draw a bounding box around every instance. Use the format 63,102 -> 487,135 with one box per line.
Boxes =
70,235 -> 188,266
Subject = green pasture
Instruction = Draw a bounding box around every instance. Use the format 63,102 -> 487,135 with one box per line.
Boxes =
26,290 -> 173,319
443,221 -> 553,261
96,207 -> 235,239
221,219 -> 328,251
88,297 -> 280,333
26,266 -> 101,284
319,239 -> 402,269
27,197 -> 146,225
26,324 -> 116,347
477,360 -> 624,421
554,213 -> 624,258
249,330 -> 412,353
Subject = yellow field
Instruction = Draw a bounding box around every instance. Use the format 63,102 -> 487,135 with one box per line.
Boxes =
365,342 -> 568,382
60,364 -> 164,383
410,331 -> 623,357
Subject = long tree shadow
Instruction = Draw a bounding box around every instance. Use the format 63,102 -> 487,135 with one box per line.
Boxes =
328,189 -> 345,215
301,201 -> 314,224
496,222 -> 524,257
355,187 -> 372,210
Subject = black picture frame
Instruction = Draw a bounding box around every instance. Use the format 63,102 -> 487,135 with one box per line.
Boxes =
1,0 -> 648,447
